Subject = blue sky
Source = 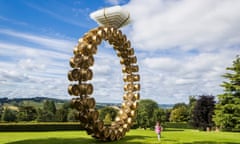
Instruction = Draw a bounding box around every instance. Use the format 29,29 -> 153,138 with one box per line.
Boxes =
0,0 -> 239,104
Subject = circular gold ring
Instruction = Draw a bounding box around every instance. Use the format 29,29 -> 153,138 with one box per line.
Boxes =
68,26 -> 140,141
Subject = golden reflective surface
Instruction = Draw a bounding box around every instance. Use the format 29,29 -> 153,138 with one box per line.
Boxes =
68,26 -> 140,141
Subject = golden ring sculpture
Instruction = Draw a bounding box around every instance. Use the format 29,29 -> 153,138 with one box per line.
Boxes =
68,26 -> 140,141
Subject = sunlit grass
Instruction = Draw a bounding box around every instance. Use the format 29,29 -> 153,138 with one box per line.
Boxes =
0,128 -> 239,144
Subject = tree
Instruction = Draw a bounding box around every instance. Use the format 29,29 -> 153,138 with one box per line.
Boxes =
137,110 -> 149,129
189,96 -> 197,106
0,105 -> 3,120
172,102 -> 188,110
17,106 -> 37,121
36,108 -> 55,122
99,107 -> 118,121
153,108 -> 166,124
192,95 -> 215,130
169,102 -> 189,122
55,108 -> 68,122
37,100 -> 57,122
136,99 -> 159,128
55,101 -> 70,122
188,96 -> 197,125
165,109 -> 171,122
36,108 -> 43,122
169,106 -> 188,122
214,56 -> 240,130
43,100 -> 56,114
1,108 -> 17,122
62,101 -> 71,110
67,109 -> 78,122
43,111 -> 55,122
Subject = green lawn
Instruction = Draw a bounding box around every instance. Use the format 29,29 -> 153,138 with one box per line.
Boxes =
0,129 -> 239,144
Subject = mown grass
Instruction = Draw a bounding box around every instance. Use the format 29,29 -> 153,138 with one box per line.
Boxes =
0,128 -> 239,144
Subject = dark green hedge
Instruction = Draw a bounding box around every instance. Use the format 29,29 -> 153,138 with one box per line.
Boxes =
0,123 -> 84,131
221,128 -> 240,132
162,122 -> 193,129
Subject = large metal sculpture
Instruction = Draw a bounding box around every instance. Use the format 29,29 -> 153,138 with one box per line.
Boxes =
68,6 -> 140,141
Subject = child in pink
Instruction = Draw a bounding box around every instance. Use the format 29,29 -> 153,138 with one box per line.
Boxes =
155,121 -> 162,141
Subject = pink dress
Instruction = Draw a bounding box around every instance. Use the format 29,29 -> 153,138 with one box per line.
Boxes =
155,125 -> 161,134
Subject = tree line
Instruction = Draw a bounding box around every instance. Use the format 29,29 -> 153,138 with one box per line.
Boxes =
0,99 -> 121,124
0,100 -> 77,122
135,96 -> 215,131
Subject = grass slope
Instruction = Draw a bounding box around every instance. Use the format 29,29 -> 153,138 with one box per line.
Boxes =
0,128 -> 239,144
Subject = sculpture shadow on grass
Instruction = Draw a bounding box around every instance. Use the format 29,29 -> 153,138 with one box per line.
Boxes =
6,135 -> 150,144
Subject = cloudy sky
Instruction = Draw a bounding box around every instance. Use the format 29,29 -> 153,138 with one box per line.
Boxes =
0,0 -> 239,104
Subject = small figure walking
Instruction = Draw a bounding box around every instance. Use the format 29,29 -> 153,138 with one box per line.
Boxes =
155,121 -> 162,141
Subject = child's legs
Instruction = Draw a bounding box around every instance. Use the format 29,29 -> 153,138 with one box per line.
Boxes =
157,133 -> 160,140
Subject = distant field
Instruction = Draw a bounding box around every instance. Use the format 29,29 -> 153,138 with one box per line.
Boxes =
3,101 -> 64,110
0,128 -> 239,144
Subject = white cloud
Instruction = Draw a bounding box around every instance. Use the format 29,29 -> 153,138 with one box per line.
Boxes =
138,49 -> 237,104
117,0 -> 240,104
0,29 -> 126,102
0,29 -> 74,53
142,57 -> 180,71
0,70 -> 30,82
0,29 -> 74,99
125,0 -> 240,51
91,51 -> 124,103
18,59 -> 45,71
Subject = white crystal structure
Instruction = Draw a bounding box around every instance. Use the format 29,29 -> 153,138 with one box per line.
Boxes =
90,5 -> 131,29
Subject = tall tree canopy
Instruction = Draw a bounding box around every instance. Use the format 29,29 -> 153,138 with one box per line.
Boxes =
43,100 -> 56,114
1,108 -> 17,122
170,106 -> 189,122
153,108 -> 166,124
214,56 -> 240,130
170,102 -> 189,122
136,99 -> 159,128
188,96 -> 197,126
172,103 -> 188,110
0,105 -> 3,119
37,100 -> 57,122
192,95 -> 215,130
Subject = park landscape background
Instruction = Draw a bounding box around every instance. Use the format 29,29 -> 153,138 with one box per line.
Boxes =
1,56 -> 240,129
0,55 -> 240,143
